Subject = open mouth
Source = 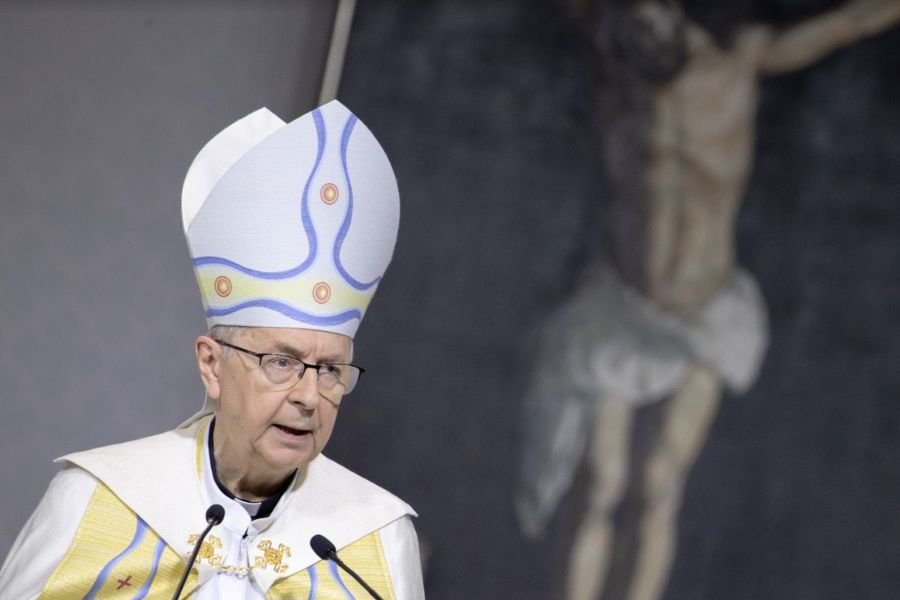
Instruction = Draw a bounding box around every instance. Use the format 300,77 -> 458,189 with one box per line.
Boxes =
274,424 -> 311,437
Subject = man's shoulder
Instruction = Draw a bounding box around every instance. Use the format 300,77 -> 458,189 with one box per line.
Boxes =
52,421 -> 206,524
307,454 -> 417,517
258,454 -> 417,576
50,421 -> 211,553
55,422 -> 199,473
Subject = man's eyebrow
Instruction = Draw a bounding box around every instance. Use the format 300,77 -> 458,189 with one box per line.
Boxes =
270,343 -> 348,363
271,343 -> 306,358
316,353 -> 350,364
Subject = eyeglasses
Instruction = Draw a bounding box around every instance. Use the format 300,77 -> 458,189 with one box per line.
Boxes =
215,340 -> 364,395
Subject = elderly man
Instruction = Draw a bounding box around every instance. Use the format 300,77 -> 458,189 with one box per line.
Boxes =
0,101 -> 424,598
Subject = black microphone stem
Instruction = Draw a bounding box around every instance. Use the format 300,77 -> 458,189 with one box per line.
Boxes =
328,551 -> 385,600
172,505 -> 224,600
311,533 -> 385,600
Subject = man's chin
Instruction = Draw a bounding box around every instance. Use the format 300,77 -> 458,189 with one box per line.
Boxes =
263,442 -> 319,472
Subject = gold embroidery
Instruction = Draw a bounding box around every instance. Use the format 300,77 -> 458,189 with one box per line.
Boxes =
186,530 -> 250,576
186,533 -> 223,567
267,530 -> 396,599
39,484 -> 193,599
253,540 -> 292,574
215,563 -> 251,576
195,418 -> 209,478
334,530 -> 397,600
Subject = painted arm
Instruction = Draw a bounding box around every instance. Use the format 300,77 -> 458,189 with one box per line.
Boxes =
759,0 -> 900,74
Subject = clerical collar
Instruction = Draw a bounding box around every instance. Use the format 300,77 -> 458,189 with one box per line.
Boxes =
208,419 -> 294,520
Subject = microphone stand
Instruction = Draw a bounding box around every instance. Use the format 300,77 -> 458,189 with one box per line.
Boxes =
311,534 -> 385,600
172,505 -> 225,600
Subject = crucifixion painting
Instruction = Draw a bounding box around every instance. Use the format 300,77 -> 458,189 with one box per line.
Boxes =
515,1 -> 900,599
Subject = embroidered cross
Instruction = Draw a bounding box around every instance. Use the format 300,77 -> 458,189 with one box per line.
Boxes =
187,533 -> 224,567
116,575 -> 132,589
254,540 -> 292,574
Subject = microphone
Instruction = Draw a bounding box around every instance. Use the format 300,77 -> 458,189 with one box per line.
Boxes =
310,534 -> 385,600
205,504 -> 226,525
172,504 -> 225,600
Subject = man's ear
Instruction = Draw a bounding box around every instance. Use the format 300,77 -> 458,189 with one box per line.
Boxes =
195,336 -> 222,400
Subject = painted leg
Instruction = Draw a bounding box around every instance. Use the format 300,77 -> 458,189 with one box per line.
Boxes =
566,398 -> 633,600
627,365 -> 721,600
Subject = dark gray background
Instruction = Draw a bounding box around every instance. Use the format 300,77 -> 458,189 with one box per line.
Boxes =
0,0 -> 334,564
2,1 -> 898,599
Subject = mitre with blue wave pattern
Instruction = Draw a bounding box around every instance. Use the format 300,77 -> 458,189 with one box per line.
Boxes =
182,101 -> 400,338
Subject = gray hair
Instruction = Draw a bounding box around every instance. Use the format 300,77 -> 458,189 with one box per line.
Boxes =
207,324 -> 244,344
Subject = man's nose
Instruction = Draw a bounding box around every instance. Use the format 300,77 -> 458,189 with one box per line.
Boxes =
288,368 -> 321,409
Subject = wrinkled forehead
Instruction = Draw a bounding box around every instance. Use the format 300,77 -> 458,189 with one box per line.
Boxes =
238,326 -> 353,360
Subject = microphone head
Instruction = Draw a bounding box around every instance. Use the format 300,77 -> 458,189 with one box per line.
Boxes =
206,504 -> 225,525
310,534 -> 337,560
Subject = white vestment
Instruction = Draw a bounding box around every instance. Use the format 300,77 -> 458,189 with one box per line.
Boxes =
0,416 -> 424,599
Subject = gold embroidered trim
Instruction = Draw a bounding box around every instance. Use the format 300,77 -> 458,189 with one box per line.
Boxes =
39,483 -> 192,599
186,533 -> 223,568
254,540 -> 292,574
214,563 -> 251,576
337,530 -> 397,600
194,418 -> 209,479
266,530 -> 396,599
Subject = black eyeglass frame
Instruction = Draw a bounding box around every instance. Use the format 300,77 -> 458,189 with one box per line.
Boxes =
214,339 -> 365,394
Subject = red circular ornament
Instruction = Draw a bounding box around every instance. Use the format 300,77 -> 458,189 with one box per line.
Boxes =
214,276 -> 232,298
313,282 -> 332,304
320,183 -> 339,205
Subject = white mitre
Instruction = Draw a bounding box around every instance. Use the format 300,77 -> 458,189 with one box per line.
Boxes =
182,100 -> 400,339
